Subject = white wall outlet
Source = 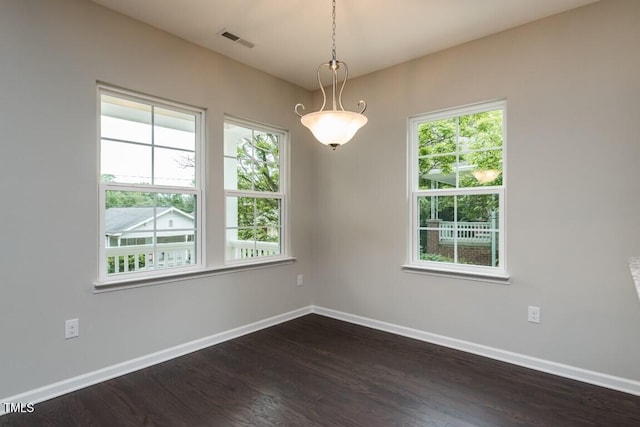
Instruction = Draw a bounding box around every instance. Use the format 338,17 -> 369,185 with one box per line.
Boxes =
527,306 -> 541,324
297,274 -> 304,286
65,318 -> 79,339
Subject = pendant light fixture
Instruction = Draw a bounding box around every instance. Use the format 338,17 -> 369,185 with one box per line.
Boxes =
295,0 -> 367,150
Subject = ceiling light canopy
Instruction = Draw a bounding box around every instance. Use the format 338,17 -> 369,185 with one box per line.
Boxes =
295,0 -> 367,150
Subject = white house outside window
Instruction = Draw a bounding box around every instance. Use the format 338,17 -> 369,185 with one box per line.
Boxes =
98,86 -> 204,282
409,100 -> 506,278
224,118 -> 287,262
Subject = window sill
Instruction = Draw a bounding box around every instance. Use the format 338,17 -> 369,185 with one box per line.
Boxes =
401,264 -> 510,285
94,257 -> 296,293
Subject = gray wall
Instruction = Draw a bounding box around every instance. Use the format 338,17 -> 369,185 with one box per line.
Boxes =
314,0 -> 640,380
0,0 -> 317,398
2,0 -> 640,400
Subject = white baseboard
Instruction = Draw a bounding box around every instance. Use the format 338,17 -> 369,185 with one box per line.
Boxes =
3,304 -> 639,417
0,306 -> 313,416
312,306 -> 640,396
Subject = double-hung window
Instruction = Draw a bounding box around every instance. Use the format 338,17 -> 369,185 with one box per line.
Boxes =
98,86 -> 204,283
224,117 -> 287,262
409,100 -> 506,277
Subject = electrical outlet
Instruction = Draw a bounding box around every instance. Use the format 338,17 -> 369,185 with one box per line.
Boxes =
527,306 -> 540,324
65,318 -> 79,339
297,274 -> 304,286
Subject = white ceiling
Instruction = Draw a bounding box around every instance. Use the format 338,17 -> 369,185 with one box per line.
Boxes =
91,0 -> 599,90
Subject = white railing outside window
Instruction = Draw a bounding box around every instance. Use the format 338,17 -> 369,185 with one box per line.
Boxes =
106,242 -> 194,274
106,240 -> 279,275
439,221 -> 492,243
226,240 -> 280,260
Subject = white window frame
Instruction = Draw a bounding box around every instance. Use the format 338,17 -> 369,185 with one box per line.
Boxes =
223,116 -> 289,265
407,100 -> 507,279
97,85 -> 205,285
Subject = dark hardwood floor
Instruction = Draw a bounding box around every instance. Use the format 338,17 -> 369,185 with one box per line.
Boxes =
3,314 -> 640,426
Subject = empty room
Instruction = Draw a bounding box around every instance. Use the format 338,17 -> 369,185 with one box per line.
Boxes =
1,0 -> 640,425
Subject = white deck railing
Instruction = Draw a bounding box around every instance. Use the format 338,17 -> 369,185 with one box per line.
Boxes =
106,240 -> 280,274
106,242 -> 194,274
439,221 -> 492,243
226,239 -> 280,260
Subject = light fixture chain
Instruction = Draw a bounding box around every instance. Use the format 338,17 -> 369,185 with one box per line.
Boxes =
331,0 -> 337,60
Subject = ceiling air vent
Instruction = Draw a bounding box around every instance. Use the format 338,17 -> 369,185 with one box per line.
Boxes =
219,29 -> 254,49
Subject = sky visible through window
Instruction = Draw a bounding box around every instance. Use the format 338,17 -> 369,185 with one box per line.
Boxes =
101,96 -> 196,188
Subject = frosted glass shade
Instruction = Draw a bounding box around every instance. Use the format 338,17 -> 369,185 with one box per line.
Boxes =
300,110 -> 368,146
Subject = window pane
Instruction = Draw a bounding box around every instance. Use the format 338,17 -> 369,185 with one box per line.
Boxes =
101,95 -> 151,144
235,155 -> 256,191
237,227 -> 256,242
457,110 -> 503,188
254,131 -> 279,162
154,107 -> 196,151
154,147 -> 196,187
101,96 -> 199,187
418,154 -> 457,190
418,118 -> 456,153
451,194 -> 499,267
104,191 -> 197,276
237,197 -> 255,227
104,193 -> 157,244
157,195 -> 197,269
452,231 -> 500,267
419,196 -> 456,264
417,118 -> 457,189
418,195 -> 454,226
155,238 -> 195,269
105,190 -> 155,210
253,132 -> 280,192
456,194 -> 499,223
226,233 -> 281,261
104,196 -> 156,275
253,161 -> 280,192
101,140 -> 151,184
157,192 -> 196,212
224,123 -> 253,157
224,124 -> 280,192
458,149 -> 503,188
459,110 -> 503,150
224,124 -> 253,190
416,180 -> 501,270
227,231 -> 254,261
225,196 -> 281,261
223,156 -> 238,190
106,231 -> 154,275
261,228 -> 281,254
230,197 -> 281,232
419,229 -> 454,263
225,196 -> 239,229
256,198 -> 281,228
417,109 -> 503,190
